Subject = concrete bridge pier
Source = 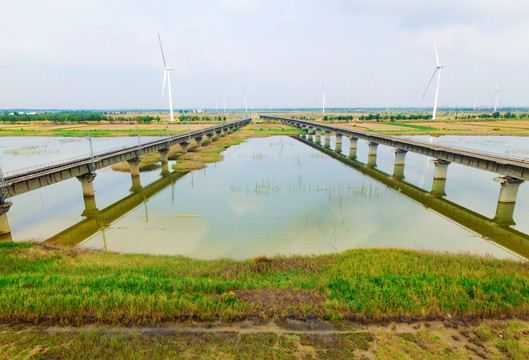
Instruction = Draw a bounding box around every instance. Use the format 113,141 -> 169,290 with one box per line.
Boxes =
222,128 -> 228,137
206,133 -> 214,144
392,149 -> 407,180
324,132 -> 331,148
0,201 -> 12,237
349,137 -> 358,159
492,177 -> 524,225
430,160 -> 450,197
77,173 -> 97,196
308,127 -> 314,135
495,176 -> 524,203
159,148 -> 169,164
216,130 -> 223,139
433,159 -> 450,180
127,158 -> 141,176
161,162 -> 170,177
195,136 -> 203,147
130,175 -> 143,193
335,134 -> 343,154
315,129 -> 322,144
81,195 -> 100,218
367,142 -> 378,168
180,142 -> 189,154
494,202 -> 517,226
431,178 -> 447,197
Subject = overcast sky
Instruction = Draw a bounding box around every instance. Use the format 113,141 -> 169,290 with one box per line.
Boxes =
1,0 -> 529,110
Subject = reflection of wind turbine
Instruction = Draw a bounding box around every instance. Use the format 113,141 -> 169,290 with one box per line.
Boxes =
322,82 -> 326,114
423,42 -> 448,120
493,85 -> 501,112
158,34 -> 174,122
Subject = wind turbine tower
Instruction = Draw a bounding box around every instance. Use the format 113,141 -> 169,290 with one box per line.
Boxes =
244,88 -> 248,112
493,85 -> 501,113
322,82 -> 326,114
158,34 -> 174,122
423,42 -> 447,120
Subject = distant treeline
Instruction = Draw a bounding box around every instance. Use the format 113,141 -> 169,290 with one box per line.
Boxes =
179,115 -> 227,122
315,112 -> 527,122
0,112 -> 159,123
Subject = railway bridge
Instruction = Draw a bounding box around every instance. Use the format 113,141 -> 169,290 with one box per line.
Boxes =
0,118 -> 251,236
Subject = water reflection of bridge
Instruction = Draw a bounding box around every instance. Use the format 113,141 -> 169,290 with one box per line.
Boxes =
43,163 -> 184,247
295,135 -> 529,260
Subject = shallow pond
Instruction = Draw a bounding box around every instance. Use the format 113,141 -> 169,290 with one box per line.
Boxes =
1,134 -> 528,260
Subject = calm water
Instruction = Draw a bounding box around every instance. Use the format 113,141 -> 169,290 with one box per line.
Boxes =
1,134 -> 528,260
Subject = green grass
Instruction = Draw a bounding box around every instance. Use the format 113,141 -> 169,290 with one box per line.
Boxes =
0,243 -> 528,325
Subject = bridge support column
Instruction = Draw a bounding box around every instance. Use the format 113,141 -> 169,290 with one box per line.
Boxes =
314,129 -> 321,144
433,159 -> 450,180
127,158 -> 141,176
495,176 -> 523,203
81,195 -> 99,218
0,202 -> 12,237
159,148 -> 169,164
349,137 -> 358,159
335,134 -> 343,154
431,179 -> 447,197
206,133 -> 214,144
367,142 -> 378,168
130,175 -> 143,193
195,136 -> 203,147
308,127 -> 314,135
161,162 -> 170,177
492,177 -> 523,225
392,149 -> 407,180
324,132 -> 331,148
222,128 -> 228,137
180,142 -> 189,154
77,173 -> 97,197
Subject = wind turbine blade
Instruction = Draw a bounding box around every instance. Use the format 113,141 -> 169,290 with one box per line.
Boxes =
161,70 -> 167,96
423,68 -> 438,98
434,41 -> 439,67
158,33 -> 167,68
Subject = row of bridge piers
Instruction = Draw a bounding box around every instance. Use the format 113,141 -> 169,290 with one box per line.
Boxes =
301,127 -> 524,226
0,125 -> 237,238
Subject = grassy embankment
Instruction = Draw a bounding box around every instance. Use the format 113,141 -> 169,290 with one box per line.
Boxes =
1,242 -> 529,324
1,242 -> 529,358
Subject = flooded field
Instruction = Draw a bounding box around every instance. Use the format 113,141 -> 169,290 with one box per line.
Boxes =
1,134 -> 528,260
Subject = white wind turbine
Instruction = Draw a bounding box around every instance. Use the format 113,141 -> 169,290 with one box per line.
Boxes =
158,34 -> 174,122
493,85 -> 501,112
322,82 -> 326,114
423,42 -> 447,120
